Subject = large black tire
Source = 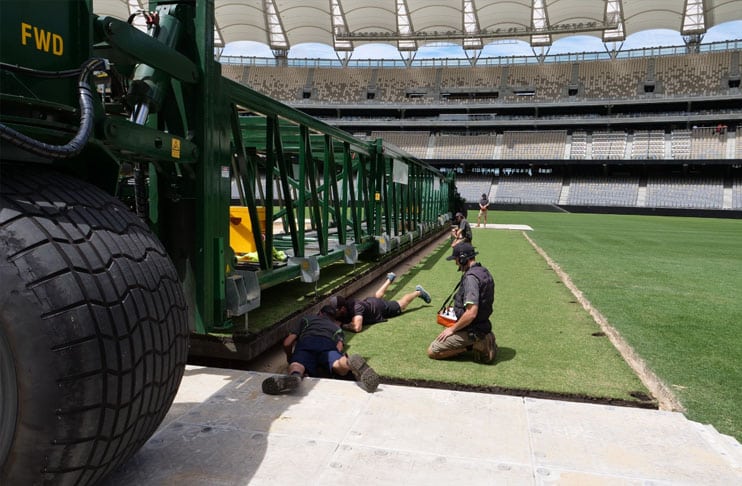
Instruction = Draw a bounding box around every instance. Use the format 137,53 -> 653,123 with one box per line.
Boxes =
0,166 -> 190,485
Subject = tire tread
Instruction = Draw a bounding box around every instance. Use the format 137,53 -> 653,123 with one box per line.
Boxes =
1,166 -> 189,485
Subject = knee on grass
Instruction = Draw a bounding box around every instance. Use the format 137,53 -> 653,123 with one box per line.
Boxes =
427,346 -> 465,360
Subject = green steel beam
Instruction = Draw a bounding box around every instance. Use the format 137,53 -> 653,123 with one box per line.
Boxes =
93,14 -> 199,84
1,0 -> 454,335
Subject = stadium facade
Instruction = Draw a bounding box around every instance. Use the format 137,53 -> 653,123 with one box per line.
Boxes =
223,41 -> 742,217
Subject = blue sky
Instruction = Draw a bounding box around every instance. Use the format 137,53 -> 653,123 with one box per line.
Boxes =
222,20 -> 741,59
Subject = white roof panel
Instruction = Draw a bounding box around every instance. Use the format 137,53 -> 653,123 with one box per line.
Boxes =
92,0 -> 742,52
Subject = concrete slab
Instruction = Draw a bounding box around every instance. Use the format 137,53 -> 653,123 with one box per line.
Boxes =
478,223 -> 534,231
103,366 -> 742,486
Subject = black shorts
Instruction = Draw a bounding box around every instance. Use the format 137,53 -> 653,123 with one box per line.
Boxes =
362,297 -> 402,324
291,336 -> 343,376
381,299 -> 402,319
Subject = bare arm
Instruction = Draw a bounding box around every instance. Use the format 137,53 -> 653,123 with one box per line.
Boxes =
450,303 -> 478,332
282,334 -> 298,361
435,303 -> 478,342
342,315 -> 364,333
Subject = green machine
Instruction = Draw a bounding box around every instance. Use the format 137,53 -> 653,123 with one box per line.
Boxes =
0,1 -> 453,483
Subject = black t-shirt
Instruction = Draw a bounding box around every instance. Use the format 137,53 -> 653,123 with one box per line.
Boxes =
459,219 -> 472,240
288,314 -> 344,344
337,297 -> 388,325
353,297 -> 388,325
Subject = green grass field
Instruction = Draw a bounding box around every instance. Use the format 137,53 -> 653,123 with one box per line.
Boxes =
344,211 -> 742,441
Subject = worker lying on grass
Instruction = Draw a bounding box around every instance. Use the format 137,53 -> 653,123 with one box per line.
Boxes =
428,243 -> 497,364
331,272 -> 431,333
261,305 -> 379,394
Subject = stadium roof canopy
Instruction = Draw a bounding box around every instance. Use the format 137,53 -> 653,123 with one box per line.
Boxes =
97,0 -> 742,55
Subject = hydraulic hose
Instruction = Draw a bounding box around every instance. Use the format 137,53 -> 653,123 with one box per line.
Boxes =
0,58 -> 105,159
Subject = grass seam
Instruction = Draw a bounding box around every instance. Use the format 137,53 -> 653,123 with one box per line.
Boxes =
522,231 -> 684,412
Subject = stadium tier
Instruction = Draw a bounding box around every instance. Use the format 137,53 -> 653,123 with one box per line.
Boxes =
226,45 -> 740,105
223,42 -> 742,214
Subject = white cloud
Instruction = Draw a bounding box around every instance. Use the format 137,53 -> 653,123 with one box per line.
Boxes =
549,35 -> 605,54
480,40 -> 533,58
288,43 -> 336,59
351,43 -> 401,60
703,20 -> 742,43
621,29 -> 684,50
221,41 -> 273,58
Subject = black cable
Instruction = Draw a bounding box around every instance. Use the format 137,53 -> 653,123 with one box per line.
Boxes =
0,61 -> 82,79
0,58 -> 105,159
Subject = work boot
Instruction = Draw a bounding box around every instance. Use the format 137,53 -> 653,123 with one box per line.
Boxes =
262,374 -> 301,395
472,332 -> 497,364
387,272 -> 396,282
416,285 -> 431,304
347,354 -> 380,392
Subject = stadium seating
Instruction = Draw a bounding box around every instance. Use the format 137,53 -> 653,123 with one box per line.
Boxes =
369,131 -> 431,158
690,127 -> 727,159
455,174 -> 494,203
433,134 -> 497,159
501,131 -> 567,159
645,177 -> 725,209
312,68 -> 370,103
246,66 -> 308,100
227,46 -> 738,102
631,130 -> 666,159
733,178 -> 742,210
591,131 -> 628,159
439,66 -> 502,91
494,175 -> 562,204
671,130 -> 692,159
655,51 -> 732,96
579,58 -> 646,99
507,63 -> 572,100
221,45 -> 741,213
569,131 -> 588,159
568,177 -> 639,206
375,68 -> 438,103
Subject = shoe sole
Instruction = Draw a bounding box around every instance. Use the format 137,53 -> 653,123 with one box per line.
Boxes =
262,375 -> 301,395
416,285 -> 431,304
472,333 -> 497,364
348,354 -> 380,392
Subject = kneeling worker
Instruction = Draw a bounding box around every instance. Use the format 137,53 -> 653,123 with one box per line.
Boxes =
428,243 -> 497,364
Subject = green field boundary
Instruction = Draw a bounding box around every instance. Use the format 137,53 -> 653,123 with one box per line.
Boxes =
490,211 -> 742,441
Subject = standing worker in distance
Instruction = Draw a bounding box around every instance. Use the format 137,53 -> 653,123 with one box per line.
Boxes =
428,243 -> 497,363
477,193 -> 490,227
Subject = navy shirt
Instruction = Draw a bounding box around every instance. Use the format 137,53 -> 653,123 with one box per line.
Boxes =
289,315 -> 344,345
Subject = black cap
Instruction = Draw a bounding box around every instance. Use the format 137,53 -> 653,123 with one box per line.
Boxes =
446,243 -> 478,261
319,305 -> 337,319
329,295 -> 346,309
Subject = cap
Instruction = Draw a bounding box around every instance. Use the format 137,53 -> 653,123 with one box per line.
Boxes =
319,305 -> 337,319
446,242 -> 478,261
455,212 -> 464,219
329,295 -> 346,309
